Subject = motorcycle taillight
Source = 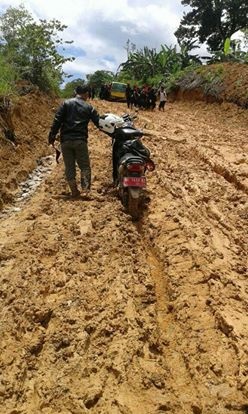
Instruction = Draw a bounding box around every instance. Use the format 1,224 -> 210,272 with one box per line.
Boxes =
127,163 -> 144,172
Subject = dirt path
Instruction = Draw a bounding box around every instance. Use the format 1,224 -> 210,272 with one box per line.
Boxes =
0,100 -> 247,414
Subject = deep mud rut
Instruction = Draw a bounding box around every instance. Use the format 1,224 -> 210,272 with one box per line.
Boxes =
0,100 -> 247,414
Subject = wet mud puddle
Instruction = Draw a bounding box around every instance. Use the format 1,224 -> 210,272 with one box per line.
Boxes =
0,155 -> 54,218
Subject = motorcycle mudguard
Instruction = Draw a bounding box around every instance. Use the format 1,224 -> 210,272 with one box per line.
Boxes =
128,187 -> 141,199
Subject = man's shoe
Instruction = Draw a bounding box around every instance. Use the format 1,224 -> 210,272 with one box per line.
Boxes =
81,188 -> 92,200
71,189 -> 80,198
68,180 -> 80,198
81,182 -> 91,193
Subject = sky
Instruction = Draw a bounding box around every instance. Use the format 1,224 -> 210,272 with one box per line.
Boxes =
0,0 -> 188,81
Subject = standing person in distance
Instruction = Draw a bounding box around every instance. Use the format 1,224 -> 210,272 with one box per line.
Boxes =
125,83 -> 132,109
48,85 -> 100,198
158,86 -> 167,111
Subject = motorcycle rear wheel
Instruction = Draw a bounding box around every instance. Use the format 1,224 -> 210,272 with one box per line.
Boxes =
127,192 -> 140,220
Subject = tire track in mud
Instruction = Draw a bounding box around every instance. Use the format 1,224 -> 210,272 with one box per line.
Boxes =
189,146 -> 248,195
0,155 -> 55,219
137,201 -> 248,412
136,218 -> 205,412
139,103 -> 248,412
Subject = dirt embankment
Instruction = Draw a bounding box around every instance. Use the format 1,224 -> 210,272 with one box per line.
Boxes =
0,92 -> 248,414
172,63 -> 248,109
0,91 -> 58,207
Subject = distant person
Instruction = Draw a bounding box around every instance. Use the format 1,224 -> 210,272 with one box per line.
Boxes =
48,85 -> 100,197
148,87 -> 157,110
125,83 -> 132,109
132,86 -> 140,109
158,86 -> 167,111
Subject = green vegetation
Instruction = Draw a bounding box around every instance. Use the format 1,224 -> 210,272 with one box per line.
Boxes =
61,78 -> 85,98
0,5 -> 74,95
0,54 -> 17,95
116,43 -> 201,87
86,70 -> 115,89
60,70 -> 115,98
167,65 -> 224,99
208,36 -> 248,64
115,41 -> 204,96
175,0 -> 248,52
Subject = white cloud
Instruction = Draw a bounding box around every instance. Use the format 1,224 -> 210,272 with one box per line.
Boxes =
0,0 -> 185,79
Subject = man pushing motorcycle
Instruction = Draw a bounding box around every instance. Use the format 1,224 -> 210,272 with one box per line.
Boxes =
48,85 -> 100,198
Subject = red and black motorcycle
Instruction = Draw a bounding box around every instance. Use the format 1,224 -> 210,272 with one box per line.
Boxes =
99,113 -> 155,219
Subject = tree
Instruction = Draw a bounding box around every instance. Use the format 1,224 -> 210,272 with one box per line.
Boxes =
175,0 -> 248,52
119,47 -> 161,82
61,78 -> 85,98
0,5 -> 33,46
124,39 -> 136,59
118,43 -> 201,84
0,5 -> 75,92
86,70 -> 114,89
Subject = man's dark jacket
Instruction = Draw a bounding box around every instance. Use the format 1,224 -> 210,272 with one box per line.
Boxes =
49,97 -> 99,144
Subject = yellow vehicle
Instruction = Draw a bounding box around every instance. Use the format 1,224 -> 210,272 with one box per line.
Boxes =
109,82 -> 127,101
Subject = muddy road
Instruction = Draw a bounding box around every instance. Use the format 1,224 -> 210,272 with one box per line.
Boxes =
0,99 -> 248,414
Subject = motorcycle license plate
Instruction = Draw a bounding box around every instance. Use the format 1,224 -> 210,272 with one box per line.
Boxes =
123,176 -> 146,187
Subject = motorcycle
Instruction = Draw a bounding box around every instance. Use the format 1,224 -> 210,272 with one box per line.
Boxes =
99,113 -> 155,219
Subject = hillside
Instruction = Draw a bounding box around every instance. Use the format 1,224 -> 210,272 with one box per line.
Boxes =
172,62 -> 248,108
0,72 -> 248,413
